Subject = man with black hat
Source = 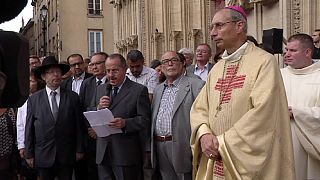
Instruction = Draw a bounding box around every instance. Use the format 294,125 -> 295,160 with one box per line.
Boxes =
25,56 -> 84,180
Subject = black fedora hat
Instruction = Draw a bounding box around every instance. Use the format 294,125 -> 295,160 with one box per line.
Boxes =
34,56 -> 70,80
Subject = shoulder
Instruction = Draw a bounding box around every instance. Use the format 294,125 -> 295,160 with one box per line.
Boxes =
186,65 -> 195,72
184,76 -> 205,88
82,76 -> 95,86
126,78 -> 147,92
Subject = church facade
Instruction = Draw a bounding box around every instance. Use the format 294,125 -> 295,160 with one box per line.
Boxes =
109,0 -> 320,64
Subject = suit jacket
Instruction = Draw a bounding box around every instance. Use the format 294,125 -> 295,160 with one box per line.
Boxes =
186,62 -> 214,75
61,72 -> 92,91
94,78 -> 151,166
79,76 -> 103,128
151,76 -> 205,173
25,88 -> 84,168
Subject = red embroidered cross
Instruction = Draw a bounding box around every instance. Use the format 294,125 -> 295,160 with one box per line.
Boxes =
215,64 -> 246,104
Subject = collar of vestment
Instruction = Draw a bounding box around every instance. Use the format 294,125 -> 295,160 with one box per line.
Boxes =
164,75 -> 183,87
221,42 -> 248,63
287,61 -> 320,75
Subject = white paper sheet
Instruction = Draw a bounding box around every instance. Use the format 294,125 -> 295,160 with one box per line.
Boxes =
83,108 -> 122,137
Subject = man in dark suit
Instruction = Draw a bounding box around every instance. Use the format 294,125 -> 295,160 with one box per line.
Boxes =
61,54 -> 92,180
25,56 -> 84,180
61,54 -> 92,94
151,51 -> 204,180
186,43 -> 214,81
79,52 -> 108,180
94,53 -> 151,180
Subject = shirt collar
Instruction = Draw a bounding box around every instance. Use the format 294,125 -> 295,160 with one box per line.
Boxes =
46,86 -> 61,96
195,63 -> 209,70
164,75 -> 183,87
73,72 -> 85,81
96,76 -> 107,84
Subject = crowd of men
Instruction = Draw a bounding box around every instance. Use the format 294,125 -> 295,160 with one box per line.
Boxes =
3,5 -> 320,180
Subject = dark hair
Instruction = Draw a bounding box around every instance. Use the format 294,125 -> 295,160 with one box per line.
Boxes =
150,59 -> 161,69
247,35 -> 258,46
127,50 -> 144,62
29,55 -> 40,60
108,53 -> 127,68
288,33 -> 314,51
67,54 -> 83,64
30,69 -> 46,91
84,58 -> 90,64
177,52 -> 187,68
91,52 -> 109,60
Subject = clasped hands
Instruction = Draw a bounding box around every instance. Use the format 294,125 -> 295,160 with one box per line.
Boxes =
97,96 -> 126,129
200,133 -> 219,160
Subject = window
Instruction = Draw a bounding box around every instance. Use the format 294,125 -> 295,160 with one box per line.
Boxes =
88,31 -> 103,56
88,0 -> 102,15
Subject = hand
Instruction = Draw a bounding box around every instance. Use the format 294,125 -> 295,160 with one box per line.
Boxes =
88,128 -> 97,139
76,153 -> 84,161
19,148 -> 25,158
26,158 -> 34,168
98,96 -> 111,110
200,133 -> 219,160
109,118 -> 126,129
288,106 -> 293,119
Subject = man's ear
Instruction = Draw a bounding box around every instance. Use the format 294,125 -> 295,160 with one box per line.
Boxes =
236,21 -> 245,33
305,48 -> 312,58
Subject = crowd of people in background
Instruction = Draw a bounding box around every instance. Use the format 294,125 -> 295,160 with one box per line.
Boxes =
1,5 -> 320,180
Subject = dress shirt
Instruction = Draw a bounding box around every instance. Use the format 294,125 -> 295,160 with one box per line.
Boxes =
96,76 -> 107,86
45,86 -> 61,111
155,76 -> 183,136
194,63 -> 210,81
126,66 -> 159,94
72,72 -> 85,94
16,100 -> 28,149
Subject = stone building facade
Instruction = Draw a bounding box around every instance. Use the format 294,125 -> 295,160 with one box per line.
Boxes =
110,0 -> 320,64
31,0 -> 114,61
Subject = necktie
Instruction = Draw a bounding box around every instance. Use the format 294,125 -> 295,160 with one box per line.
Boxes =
97,80 -> 102,86
113,87 -> 119,98
50,91 -> 58,121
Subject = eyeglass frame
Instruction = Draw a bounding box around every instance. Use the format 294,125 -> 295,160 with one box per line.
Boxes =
161,57 -> 183,65
209,20 -> 239,31
88,60 -> 105,67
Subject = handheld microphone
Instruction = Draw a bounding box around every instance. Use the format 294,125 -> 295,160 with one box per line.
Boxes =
106,84 -> 113,106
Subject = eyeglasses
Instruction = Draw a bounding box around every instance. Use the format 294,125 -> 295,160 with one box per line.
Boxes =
88,61 -> 105,67
69,62 -> 84,67
161,57 -> 182,65
106,69 -> 120,75
210,21 -> 238,31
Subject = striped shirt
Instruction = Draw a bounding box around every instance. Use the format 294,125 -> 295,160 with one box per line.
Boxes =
155,76 -> 183,136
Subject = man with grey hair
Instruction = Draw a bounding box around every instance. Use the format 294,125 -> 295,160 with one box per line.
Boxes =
178,48 -> 194,67
190,6 -> 295,180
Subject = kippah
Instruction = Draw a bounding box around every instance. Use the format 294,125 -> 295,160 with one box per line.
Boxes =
225,6 -> 247,21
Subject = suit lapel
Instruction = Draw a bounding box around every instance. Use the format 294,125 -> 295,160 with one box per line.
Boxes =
110,78 -> 131,109
171,77 -> 190,115
57,88 -> 67,123
152,83 -> 165,124
42,89 -> 56,123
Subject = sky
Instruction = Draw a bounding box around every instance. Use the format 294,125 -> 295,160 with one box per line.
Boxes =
0,0 -> 33,32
